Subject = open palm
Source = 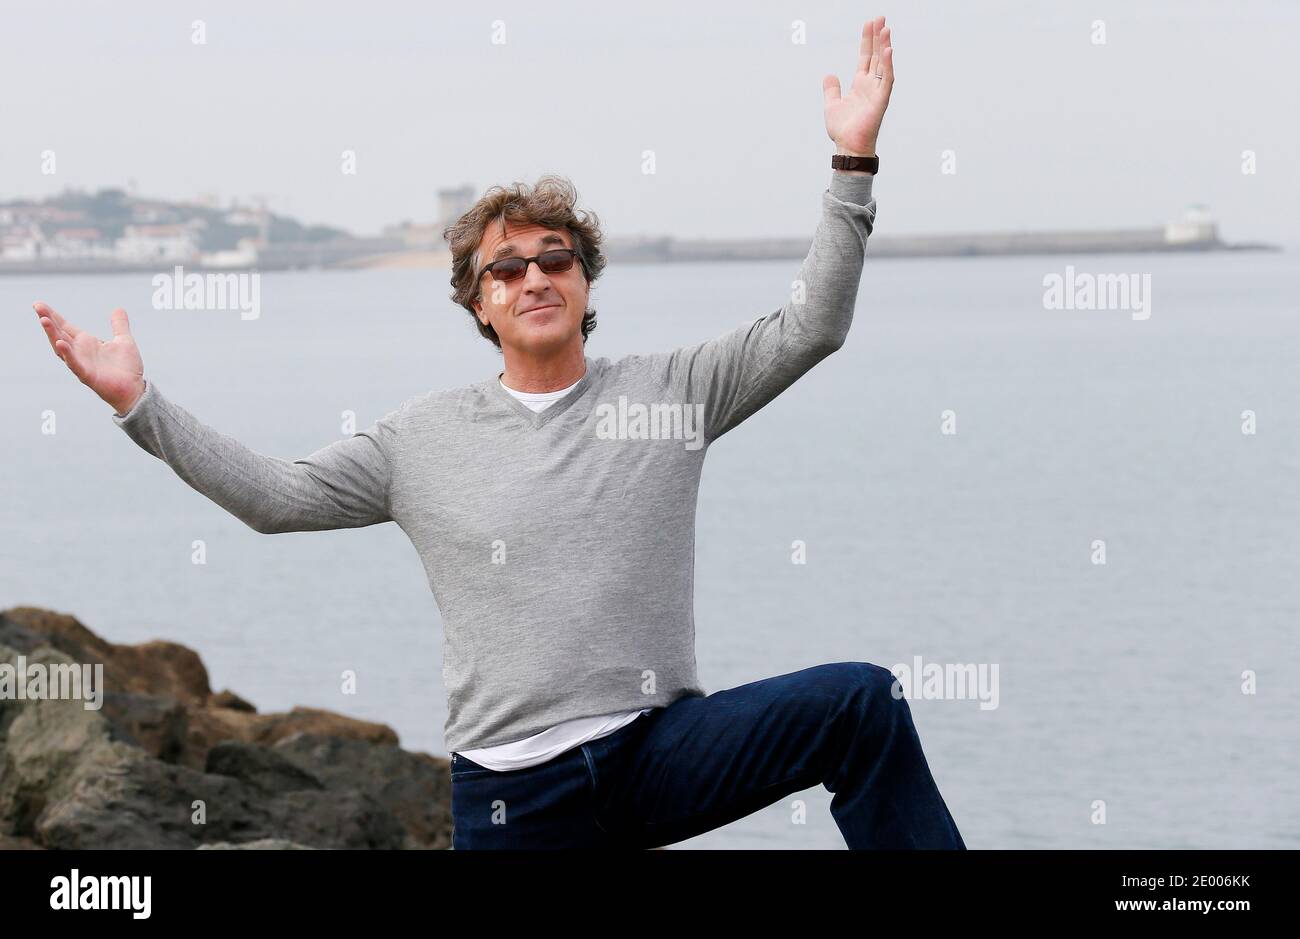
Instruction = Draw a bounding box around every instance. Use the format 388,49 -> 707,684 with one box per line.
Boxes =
34,301 -> 145,415
823,16 -> 895,156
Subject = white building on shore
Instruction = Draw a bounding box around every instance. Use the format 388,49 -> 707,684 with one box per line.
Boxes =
200,236 -> 260,268
49,227 -> 115,259
115,223 -> 202,263
1,225 -> 43,261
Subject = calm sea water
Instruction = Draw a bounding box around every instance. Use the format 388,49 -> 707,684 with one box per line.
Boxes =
4,245 -> 1299,849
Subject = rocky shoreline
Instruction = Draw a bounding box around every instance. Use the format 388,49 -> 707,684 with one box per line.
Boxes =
0,606 -> 451,849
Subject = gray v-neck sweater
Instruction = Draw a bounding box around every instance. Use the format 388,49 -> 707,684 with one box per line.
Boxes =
111,171 -> 876,751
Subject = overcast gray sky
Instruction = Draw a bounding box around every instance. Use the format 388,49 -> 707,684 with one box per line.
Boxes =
3,0 -> 1295,243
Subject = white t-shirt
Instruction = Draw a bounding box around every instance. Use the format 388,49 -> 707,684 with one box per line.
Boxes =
451,373 -> 653,772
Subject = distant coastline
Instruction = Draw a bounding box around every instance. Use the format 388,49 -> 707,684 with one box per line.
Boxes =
0,229 -> 1278,276
1,190 -> 1279,276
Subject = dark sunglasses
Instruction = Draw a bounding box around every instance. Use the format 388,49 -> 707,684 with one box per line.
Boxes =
477,248 -> 581,285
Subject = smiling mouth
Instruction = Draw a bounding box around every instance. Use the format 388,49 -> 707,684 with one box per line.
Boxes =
519,304 -> 560,315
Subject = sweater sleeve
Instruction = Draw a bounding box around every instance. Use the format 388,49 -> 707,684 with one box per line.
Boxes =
656,170 -> 875,444
111,378 -> 402,534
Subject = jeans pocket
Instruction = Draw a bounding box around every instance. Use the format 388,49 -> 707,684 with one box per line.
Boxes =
451,754 -> 496,783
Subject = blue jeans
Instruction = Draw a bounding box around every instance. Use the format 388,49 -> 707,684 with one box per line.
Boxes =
449,662 -> 967,849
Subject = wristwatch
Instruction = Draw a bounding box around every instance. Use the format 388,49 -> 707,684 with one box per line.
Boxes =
831,153 -> 879,174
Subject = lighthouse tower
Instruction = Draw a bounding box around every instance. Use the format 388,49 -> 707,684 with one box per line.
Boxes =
1164,204 -> 1219,246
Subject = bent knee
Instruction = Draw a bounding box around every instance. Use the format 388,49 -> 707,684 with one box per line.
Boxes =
813,661 -> 906,707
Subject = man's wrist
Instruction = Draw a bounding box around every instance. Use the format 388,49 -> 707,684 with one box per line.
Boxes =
837,144 -> 878,175
833,143 -> 877,175
111,379 -> 147,418
835,143 -> 877,158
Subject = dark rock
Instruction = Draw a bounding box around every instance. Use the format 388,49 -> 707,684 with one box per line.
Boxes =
205,740 -> 324,795
198,839 -> 313,849
0,606 -> 212,705
209,690 -> 256,712
0,832 -> 43,849
0,607 -> 452,850
271,733 -> 452,849
100,692 -> 188,763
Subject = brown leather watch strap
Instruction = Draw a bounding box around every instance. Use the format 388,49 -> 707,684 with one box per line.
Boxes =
831,153 -> 879,174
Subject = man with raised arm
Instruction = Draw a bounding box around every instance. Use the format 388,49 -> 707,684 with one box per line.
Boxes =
35,16 -> 965,849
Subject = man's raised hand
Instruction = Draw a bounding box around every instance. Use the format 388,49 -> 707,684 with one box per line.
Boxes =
823,15 -> 895,157
34,301 -> 146,415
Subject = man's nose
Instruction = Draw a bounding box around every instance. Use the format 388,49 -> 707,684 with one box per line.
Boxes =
521,259 -> 552,290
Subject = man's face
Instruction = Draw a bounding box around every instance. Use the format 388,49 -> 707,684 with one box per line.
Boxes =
472,221 -> 589,356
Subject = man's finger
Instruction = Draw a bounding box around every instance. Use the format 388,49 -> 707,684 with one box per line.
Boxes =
38,311 -> 81,353
110,307 -> 131,338
37,314 -> 65,354
34,301 -> 81,339
823,74 -> 842,105
857,18 -> 874,74
54,338 -> 81,377
870,17 -> 885,77
35,304 -> 64,345
878,26 -> 894,91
